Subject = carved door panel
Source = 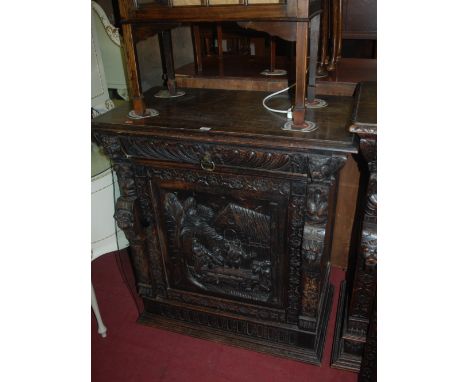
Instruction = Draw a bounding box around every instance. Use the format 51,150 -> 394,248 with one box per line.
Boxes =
145,165 -> 306,323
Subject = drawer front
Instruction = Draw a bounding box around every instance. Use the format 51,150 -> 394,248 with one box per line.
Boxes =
137,163 -> 307,324
119,135 -> 308,175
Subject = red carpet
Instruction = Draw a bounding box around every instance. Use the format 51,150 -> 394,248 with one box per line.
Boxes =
92,251 -> 358,382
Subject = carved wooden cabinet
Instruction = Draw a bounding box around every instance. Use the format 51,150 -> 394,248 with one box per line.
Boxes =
92,88 -> 358,364
332,81 -> 377,372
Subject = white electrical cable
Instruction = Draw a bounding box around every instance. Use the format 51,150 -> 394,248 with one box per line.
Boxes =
262,83 -> 296,118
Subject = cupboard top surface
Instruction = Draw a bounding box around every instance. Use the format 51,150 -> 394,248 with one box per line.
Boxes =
92,88 -> 358,154
349,81 -> 377,135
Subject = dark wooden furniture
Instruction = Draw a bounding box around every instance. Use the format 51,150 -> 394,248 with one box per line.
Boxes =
358,296 -> 377,381
118,0 -> 323,127
317,0 -> 343,75
331,81 -> 377,371
342,0 -> 377,40
92,86 -> 358,364
341,0 -> 377,59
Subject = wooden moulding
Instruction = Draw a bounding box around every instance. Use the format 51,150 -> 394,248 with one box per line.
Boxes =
330,280 -> 364,372
139,283 -> 334,365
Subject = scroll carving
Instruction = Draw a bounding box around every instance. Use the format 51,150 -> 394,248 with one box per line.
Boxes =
148,167 -> 291,195
120,136 -> 308,173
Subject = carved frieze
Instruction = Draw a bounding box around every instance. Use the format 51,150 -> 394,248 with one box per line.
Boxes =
167,290 -> 286,322
119,136 -> 308,173
148,167 -> 291,195
155,303 -> 301,347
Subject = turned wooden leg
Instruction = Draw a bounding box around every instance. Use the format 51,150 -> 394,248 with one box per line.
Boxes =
307,14 -> 321,103
159,29 -> 177,96
217,23 -> 223,58
192,24 -> 203,73
91,283 -> 107,338
328,0 -> 342,71
318,0 -> 330,77
336,0 -> 343,60
121,23 -> 146,116
293,22 -> 309,127
270,36 -> 277,73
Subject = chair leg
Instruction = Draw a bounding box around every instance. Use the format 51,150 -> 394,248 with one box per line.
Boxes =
91,283 -> 107,338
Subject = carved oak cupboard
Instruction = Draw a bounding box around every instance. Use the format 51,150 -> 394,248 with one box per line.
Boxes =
92,88 -> 358,364
332,81 -> 377,372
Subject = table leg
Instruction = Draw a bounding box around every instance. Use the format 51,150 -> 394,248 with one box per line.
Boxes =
91,283 -> 107,338
121,23 -> 146,116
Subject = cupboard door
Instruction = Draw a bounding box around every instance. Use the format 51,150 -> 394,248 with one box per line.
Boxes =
145,165 -> 307,324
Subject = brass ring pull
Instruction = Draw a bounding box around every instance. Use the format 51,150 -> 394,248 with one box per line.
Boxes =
200,153 -> 215,172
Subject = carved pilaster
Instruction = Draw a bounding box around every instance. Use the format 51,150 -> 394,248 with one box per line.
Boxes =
299,154 -> 346,331
94,133 -> 164,299
346,165 -> 377,335
286,185 -> 307,324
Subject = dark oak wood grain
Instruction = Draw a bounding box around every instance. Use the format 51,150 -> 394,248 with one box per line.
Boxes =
92,87 -> 357,153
